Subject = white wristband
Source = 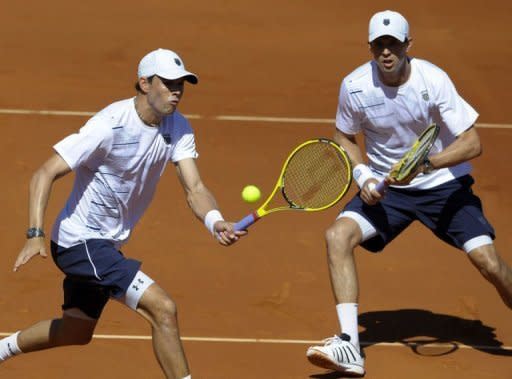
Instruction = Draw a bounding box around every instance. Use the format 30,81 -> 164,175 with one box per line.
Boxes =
353,164 -> 374,189
204,210 -> 224,235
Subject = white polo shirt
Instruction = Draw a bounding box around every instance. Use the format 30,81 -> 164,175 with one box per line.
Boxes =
336,58 -> 478,189
51,98 -> 198,248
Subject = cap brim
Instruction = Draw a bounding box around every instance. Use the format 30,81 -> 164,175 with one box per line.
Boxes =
156,71 -> 199,85
183,74 -> 198,85
369,32 -> 407,43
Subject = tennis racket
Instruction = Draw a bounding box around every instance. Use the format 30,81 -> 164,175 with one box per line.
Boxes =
375,123 -> 440,194
234,138 -> 352,231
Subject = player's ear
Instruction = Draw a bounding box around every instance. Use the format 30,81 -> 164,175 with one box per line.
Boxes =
138,77 -> 152,94
406,38 -> 413,52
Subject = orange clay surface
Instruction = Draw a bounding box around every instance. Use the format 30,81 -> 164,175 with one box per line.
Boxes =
0,1 -> 511,378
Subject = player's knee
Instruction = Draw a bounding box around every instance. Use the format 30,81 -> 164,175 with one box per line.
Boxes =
471,248 -> 502,280
137,284 -> 179,328
325,225 -> 342,248
152,296 -> 178,328
481,258 -> 502,281
325,222 -> 358,251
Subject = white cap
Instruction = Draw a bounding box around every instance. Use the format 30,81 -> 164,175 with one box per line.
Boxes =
138,48 -> 198,84
368,10 -> 409,43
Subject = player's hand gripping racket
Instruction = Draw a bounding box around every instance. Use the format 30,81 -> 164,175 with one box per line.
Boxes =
234,138 -> 352,231
375,123 -> 440,194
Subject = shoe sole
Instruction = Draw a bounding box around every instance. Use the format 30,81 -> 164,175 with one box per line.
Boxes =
307,350 -> 365,377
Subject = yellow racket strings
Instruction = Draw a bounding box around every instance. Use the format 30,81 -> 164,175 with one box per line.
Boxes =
282,142 -> 350,210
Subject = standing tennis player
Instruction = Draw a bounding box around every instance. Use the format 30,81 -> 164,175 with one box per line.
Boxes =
0,48 -> 245,379
306,10 -> 512,376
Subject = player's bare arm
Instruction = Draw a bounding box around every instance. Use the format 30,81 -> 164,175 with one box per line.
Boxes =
334,129 -> 381,205
175,158 -> 245,245
427,126 -> 481,170
14,153 -> 72,272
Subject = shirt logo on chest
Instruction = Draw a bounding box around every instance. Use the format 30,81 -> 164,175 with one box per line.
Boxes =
421,90 -> 430,101
162,133 -> 172,144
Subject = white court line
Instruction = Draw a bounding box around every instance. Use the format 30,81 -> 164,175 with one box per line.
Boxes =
0,109 -> 95,117
0,108 -> 510,129
473,123 -> 512,129
0,332 -> 510,351
214,115 -> 333,124
0,108 -> 202,120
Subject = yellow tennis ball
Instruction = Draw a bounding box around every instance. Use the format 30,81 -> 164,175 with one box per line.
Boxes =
241,185 -> 261,203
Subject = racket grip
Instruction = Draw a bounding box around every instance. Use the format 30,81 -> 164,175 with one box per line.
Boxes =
234,213 -> 259,231
375,180 -> 389,195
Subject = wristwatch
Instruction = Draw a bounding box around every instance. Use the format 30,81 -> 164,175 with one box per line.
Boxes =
26,227 -> 45,239
423,158 -> 434,174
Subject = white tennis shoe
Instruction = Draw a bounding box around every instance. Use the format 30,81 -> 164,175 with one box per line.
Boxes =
306,334 -> 365,377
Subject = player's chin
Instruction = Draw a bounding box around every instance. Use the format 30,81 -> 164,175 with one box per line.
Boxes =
162,103 -> 178,115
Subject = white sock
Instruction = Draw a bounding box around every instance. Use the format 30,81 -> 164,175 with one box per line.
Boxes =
336,303 -> 360,351
0,331 -> 23,362
181,376 -> 191,379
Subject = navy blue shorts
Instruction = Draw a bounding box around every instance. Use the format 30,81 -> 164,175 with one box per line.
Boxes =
51,239 -> 141,319
343,175 -> 495,253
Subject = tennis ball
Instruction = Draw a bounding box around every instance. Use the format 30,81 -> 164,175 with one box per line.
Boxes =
241,185 -> 261,203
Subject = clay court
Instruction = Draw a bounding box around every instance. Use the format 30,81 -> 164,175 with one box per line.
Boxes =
0,0 -> 511,378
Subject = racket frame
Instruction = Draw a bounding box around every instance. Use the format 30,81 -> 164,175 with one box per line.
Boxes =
234,138 -> 352,230
375,123 -> 440,194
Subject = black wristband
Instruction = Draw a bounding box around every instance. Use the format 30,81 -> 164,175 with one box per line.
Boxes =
26,227 -> 45,239
423,158 -> 434,174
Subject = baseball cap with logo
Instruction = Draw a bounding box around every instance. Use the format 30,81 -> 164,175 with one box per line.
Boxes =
138,48 -> 198,84
368,10 -> 409,43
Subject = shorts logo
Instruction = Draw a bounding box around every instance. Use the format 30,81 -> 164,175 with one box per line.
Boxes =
174,58 -> 182,66
132,278 -> 145,292
383,18 -> 390,26
421,90 -> 430,101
